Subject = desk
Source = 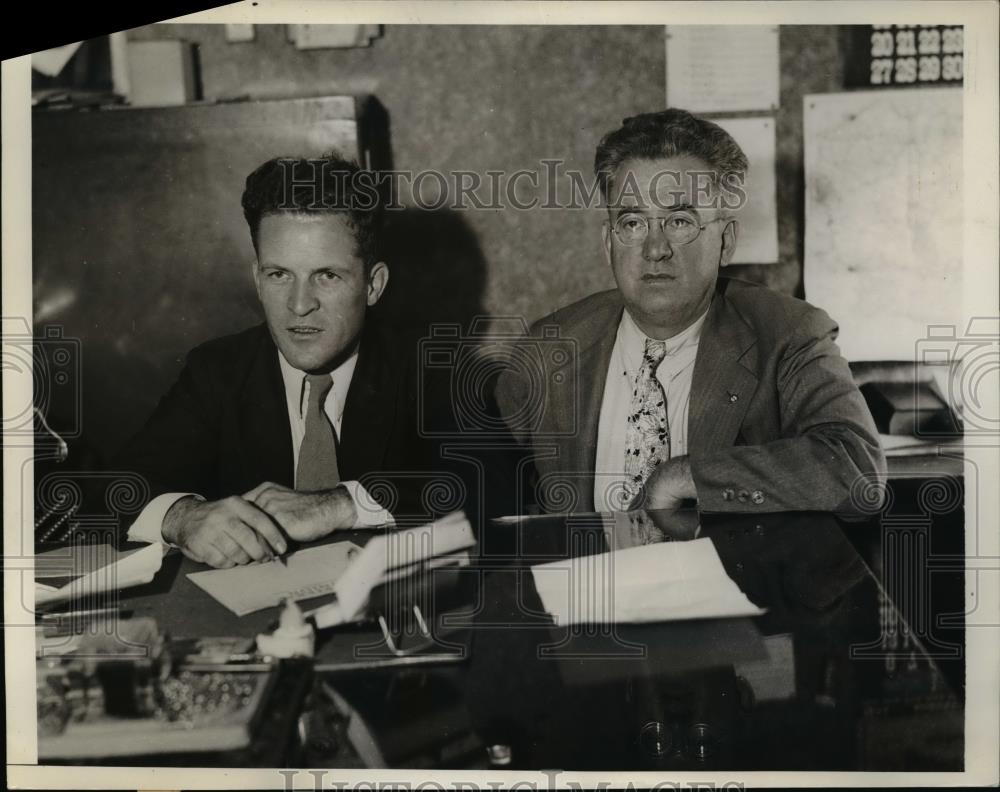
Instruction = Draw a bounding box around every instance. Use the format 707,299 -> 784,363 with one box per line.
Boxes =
43,510 -> 963,771
467,510 -> 962,770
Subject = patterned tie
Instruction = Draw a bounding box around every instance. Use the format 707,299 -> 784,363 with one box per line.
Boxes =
296,374 -> 341,491
623,338 -> 669,504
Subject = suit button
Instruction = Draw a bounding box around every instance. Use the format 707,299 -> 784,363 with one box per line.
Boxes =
737,489 -> 749,503
722,488 -> 735,501
751,490 -> 765,505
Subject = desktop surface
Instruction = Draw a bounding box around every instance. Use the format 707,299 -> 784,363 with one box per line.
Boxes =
38,509 -> 963,771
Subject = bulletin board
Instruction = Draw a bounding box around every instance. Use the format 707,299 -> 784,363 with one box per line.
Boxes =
803,88 -> 962,362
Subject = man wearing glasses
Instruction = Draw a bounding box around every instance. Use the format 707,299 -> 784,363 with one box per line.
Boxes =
496,109 -> 885,516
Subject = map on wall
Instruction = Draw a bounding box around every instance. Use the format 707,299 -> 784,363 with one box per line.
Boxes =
803,88 -> 962,362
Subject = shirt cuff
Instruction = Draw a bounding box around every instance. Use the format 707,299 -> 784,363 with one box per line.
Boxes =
126,492 -> 199,545
341,480 -> 395,527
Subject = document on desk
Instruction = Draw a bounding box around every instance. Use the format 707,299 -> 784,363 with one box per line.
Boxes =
187,540 -> 362,617
531,537 -> 765,625
309,512 -> 476,628
35,542 -> 165,608
189,513 -> 476,619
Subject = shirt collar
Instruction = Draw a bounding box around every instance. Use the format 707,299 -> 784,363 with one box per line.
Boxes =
277,348 -> 360,420
618,307 -> 708,374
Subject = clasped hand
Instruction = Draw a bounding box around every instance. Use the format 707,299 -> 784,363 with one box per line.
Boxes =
163,482 -> 357,568
630,455 -> 698,512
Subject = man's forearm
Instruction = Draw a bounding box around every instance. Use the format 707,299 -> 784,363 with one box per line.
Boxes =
690,429 -> 885,513
321,484 -> 359,528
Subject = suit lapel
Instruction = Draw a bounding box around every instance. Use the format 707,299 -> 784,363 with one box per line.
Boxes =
689,291 -> 759,454
339,326 -> 396,479
550,293 -> 623,512
238,328 -> 295,488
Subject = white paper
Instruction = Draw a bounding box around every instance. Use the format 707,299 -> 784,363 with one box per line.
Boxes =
187,540 -> 361,617
311,513 -> 475,628
714,116 -> 779,264
192,513 -> 476,620
803,88 -> 963,361
34,543 -> 164,607
666,26 -> 779,113
531,537 -> 764,625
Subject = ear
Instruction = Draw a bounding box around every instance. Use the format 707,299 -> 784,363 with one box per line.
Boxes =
601,220 -> 613,267
366,261 -> 389,307
719,219 -> 739,268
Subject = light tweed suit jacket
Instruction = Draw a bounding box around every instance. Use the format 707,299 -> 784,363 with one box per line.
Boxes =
494,278 -> 886,515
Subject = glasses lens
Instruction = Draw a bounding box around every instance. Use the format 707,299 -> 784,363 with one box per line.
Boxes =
663,212 -> 700,245
614,214 -> 647,246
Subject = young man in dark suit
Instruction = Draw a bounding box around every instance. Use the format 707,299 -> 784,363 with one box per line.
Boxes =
495,109 -> 885,516
119,152 -> 443,568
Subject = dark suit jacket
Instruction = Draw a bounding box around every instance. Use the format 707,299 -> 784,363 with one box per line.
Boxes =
114,321 -> 456,538
494,278 -> 886,515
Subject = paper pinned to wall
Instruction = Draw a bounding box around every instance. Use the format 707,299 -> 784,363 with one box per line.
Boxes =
666,26 -> 780,113
803,88 -> 963,361
288,24 -> 381,50
714,116 -> 779,264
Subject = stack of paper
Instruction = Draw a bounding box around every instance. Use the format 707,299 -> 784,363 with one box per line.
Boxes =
187,513 -> 475,621
531,537 -> 764,625
311,513 -> 475,628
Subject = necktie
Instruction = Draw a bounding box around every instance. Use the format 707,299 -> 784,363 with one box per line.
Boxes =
296,373 -> 341,491
623,338 -> 669,504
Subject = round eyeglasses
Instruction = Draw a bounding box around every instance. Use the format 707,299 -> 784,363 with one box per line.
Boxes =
611,211 -> 726,247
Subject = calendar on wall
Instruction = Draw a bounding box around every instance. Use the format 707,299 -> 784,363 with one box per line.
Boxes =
844,25 -> 963,88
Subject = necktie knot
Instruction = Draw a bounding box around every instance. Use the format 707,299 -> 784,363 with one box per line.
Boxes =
644,338 -> 667,368
306,373 -> 333,407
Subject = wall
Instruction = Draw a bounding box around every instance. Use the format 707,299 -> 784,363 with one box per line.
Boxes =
37,24 -> 847,459
129,23 -> 845,308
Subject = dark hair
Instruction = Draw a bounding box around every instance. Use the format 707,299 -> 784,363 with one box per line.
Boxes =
241,150 -> 382,269
594,108 -> 748,200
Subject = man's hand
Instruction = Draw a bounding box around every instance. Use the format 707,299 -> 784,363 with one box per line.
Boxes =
162,495 -> 287,568
633,456 -> 698,511
244,482 -> 357,542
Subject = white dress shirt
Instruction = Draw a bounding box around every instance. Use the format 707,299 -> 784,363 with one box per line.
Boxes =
593,308 -> 708,512
127,348 -> 392,544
